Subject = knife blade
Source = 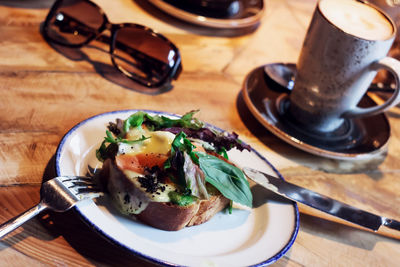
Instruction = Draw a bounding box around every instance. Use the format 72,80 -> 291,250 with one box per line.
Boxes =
243,167 -> 400,233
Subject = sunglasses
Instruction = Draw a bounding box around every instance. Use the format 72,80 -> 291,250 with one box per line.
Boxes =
43,0 -> 182,88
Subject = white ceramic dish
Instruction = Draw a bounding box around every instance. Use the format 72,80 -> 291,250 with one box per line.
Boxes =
55,110 -> 299,266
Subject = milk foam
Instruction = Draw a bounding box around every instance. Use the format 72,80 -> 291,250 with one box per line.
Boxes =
319,0 -> 393,40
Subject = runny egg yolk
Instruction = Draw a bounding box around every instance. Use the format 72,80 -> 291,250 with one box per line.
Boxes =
118,127 -> 176,156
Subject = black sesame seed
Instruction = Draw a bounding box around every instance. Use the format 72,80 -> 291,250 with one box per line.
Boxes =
123,194 -> 130,204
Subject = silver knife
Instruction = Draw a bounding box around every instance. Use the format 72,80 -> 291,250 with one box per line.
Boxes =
243,167 -> 400,233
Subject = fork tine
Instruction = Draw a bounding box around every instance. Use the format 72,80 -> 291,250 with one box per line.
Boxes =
0,175 -> 102,239
59,176 -> 94,183
75,190 -> 103,198
74,185 -> 101,194
67,185 -> 103,198
68,180 -> 97,187
57,176 -> 97,187
56,176 -> 103,197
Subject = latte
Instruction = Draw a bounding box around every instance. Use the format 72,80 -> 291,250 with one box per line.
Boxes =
319,0 -> 393,40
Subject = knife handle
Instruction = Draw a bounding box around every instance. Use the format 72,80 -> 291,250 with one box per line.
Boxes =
298,204 -> 400,240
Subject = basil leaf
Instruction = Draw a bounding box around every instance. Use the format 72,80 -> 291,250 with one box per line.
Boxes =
195,152 -> 253,207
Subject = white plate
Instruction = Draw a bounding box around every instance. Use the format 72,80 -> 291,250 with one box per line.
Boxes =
55,110 -> 299,266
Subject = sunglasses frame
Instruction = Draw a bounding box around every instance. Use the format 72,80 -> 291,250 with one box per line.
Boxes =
43,0 -> 182,88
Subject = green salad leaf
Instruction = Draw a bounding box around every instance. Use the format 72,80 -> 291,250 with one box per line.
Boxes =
163,132 -> 253,207
123,112 -> 145,132
195,152 -> 253,208
168,191 -> 196,206
97,110 -> 253,209
164,131 -> 196,188
123,110 -> 204,132
96,130 -> 150,161
104,130 -> 149,145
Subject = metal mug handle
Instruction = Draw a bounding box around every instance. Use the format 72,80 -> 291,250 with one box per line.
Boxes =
343,57 -> 400,118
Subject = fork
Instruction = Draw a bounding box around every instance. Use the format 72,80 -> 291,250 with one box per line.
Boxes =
0,176 -> 102,240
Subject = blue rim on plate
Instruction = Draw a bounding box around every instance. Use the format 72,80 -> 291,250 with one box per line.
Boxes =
55,109 -> 299,266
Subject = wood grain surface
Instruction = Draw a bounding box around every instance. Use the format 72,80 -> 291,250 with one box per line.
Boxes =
0,0 -> 399,266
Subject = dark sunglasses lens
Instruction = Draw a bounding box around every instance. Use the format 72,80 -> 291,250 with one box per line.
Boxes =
113,27 -> 178,87
45,0 -> 104,45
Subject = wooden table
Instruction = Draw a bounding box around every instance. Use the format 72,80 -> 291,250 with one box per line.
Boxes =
1,0 -> 399,266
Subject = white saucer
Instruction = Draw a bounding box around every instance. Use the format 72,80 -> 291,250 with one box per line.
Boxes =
242,64 -> 391,160
148,0 -> 264,29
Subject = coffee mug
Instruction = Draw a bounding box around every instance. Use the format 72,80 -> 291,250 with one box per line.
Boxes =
288,0 -> 400,133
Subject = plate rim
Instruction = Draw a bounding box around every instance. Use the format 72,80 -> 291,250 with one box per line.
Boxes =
55,109 -> 300,266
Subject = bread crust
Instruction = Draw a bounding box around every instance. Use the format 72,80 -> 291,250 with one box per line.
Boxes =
100,159 -> 229,231
188,195 -> 229,227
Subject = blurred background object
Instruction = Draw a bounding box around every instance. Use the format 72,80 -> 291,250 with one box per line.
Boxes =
366,0 -> 400,89
161,0 -> 242,18
365,0 -> 400,27
147,0 -> 264,29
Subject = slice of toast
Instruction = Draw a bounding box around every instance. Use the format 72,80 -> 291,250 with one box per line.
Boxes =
100,158 -> 230,231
